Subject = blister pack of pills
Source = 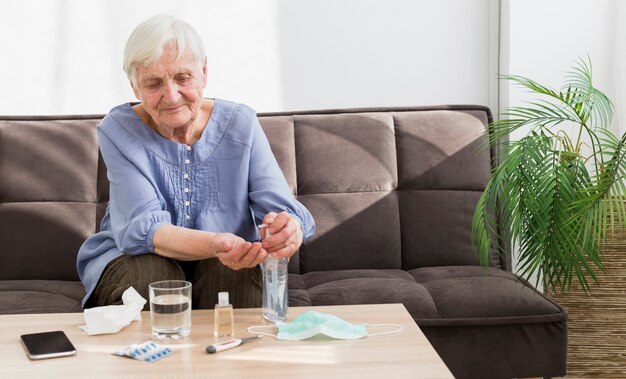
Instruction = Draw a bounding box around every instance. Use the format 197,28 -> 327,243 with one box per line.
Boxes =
113,341 -> 174,362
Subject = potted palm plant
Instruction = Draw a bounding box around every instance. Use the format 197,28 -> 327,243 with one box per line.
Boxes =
472,57 -> 623,294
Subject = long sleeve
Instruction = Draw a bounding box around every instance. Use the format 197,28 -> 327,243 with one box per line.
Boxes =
98,127 -> 171,254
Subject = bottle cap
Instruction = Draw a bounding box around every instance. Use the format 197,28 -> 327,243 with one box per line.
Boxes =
218,292 -> 229,306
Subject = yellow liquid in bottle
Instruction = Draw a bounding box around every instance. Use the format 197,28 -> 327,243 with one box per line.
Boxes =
214,305 -> 234,337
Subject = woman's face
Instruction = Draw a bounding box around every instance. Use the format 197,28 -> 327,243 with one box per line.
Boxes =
131,41 -> 207,133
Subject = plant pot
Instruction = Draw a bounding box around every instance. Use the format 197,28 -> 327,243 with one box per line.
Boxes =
547,228 -> 626,377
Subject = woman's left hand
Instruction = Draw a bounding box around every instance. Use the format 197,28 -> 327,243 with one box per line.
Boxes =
261,211 -> 303,259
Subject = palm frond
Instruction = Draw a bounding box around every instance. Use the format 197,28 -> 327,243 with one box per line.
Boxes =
563,56 -> 614,129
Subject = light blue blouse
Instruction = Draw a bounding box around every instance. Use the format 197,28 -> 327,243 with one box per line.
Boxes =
76,99 -> 316,306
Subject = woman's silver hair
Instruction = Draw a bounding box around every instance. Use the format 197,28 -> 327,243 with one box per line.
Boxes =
123,14 -> 206,82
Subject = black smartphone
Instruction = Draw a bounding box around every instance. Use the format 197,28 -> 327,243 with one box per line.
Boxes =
20,331 -> 77,360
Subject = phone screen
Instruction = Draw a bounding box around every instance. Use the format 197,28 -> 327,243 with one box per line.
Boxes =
20,331 -> 77,360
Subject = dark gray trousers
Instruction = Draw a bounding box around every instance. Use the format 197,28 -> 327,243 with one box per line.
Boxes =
87,254 -> 262,311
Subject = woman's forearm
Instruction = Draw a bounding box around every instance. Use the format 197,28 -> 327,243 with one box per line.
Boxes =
152,224 -> 218,260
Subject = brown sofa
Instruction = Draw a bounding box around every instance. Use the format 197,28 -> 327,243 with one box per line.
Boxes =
0,105 -> 567,378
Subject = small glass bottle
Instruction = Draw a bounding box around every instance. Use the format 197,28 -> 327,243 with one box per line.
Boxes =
214,292 -> 234,337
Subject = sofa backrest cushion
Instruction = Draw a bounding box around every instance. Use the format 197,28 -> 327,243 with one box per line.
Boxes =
0,105 -> 499,281
258,106 -> 497,274
0,117 -> 106,281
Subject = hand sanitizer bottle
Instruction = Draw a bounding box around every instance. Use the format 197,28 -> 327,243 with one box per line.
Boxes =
260,225 -> 288,322
214,292 -> 234,337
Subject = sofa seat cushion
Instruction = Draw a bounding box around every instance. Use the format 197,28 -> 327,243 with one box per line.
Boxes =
288,269 -> 439,319
0,280 -> 84,314
409,266 -> 566,326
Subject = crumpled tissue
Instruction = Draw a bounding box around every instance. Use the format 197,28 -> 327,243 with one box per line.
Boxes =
80,286 -> 147,335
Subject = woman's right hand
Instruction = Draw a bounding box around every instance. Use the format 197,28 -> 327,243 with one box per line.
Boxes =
213,233 -> 268,270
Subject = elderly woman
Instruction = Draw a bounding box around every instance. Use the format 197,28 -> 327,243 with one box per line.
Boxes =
76,14 -> 315,309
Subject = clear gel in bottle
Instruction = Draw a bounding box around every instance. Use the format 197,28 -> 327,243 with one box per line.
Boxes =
214,292 -> 234,337
260,225 -> 289,322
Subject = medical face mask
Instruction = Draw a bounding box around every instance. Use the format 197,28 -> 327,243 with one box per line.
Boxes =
247,310 -> 403,340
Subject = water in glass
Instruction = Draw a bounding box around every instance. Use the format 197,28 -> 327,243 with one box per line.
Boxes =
149,281 -> 192,339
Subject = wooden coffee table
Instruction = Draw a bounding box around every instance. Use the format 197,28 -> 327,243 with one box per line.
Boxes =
0,303 -> 453,378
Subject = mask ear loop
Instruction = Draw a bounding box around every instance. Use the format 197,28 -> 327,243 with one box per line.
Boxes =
365,324 -> 404,336
247,325 -> 278,338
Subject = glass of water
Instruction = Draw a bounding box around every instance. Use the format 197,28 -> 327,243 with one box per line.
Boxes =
149,280 -> 192,339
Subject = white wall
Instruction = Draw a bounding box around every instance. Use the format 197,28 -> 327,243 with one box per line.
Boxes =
503,0 -> 624,138
0,0 -> 492,115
